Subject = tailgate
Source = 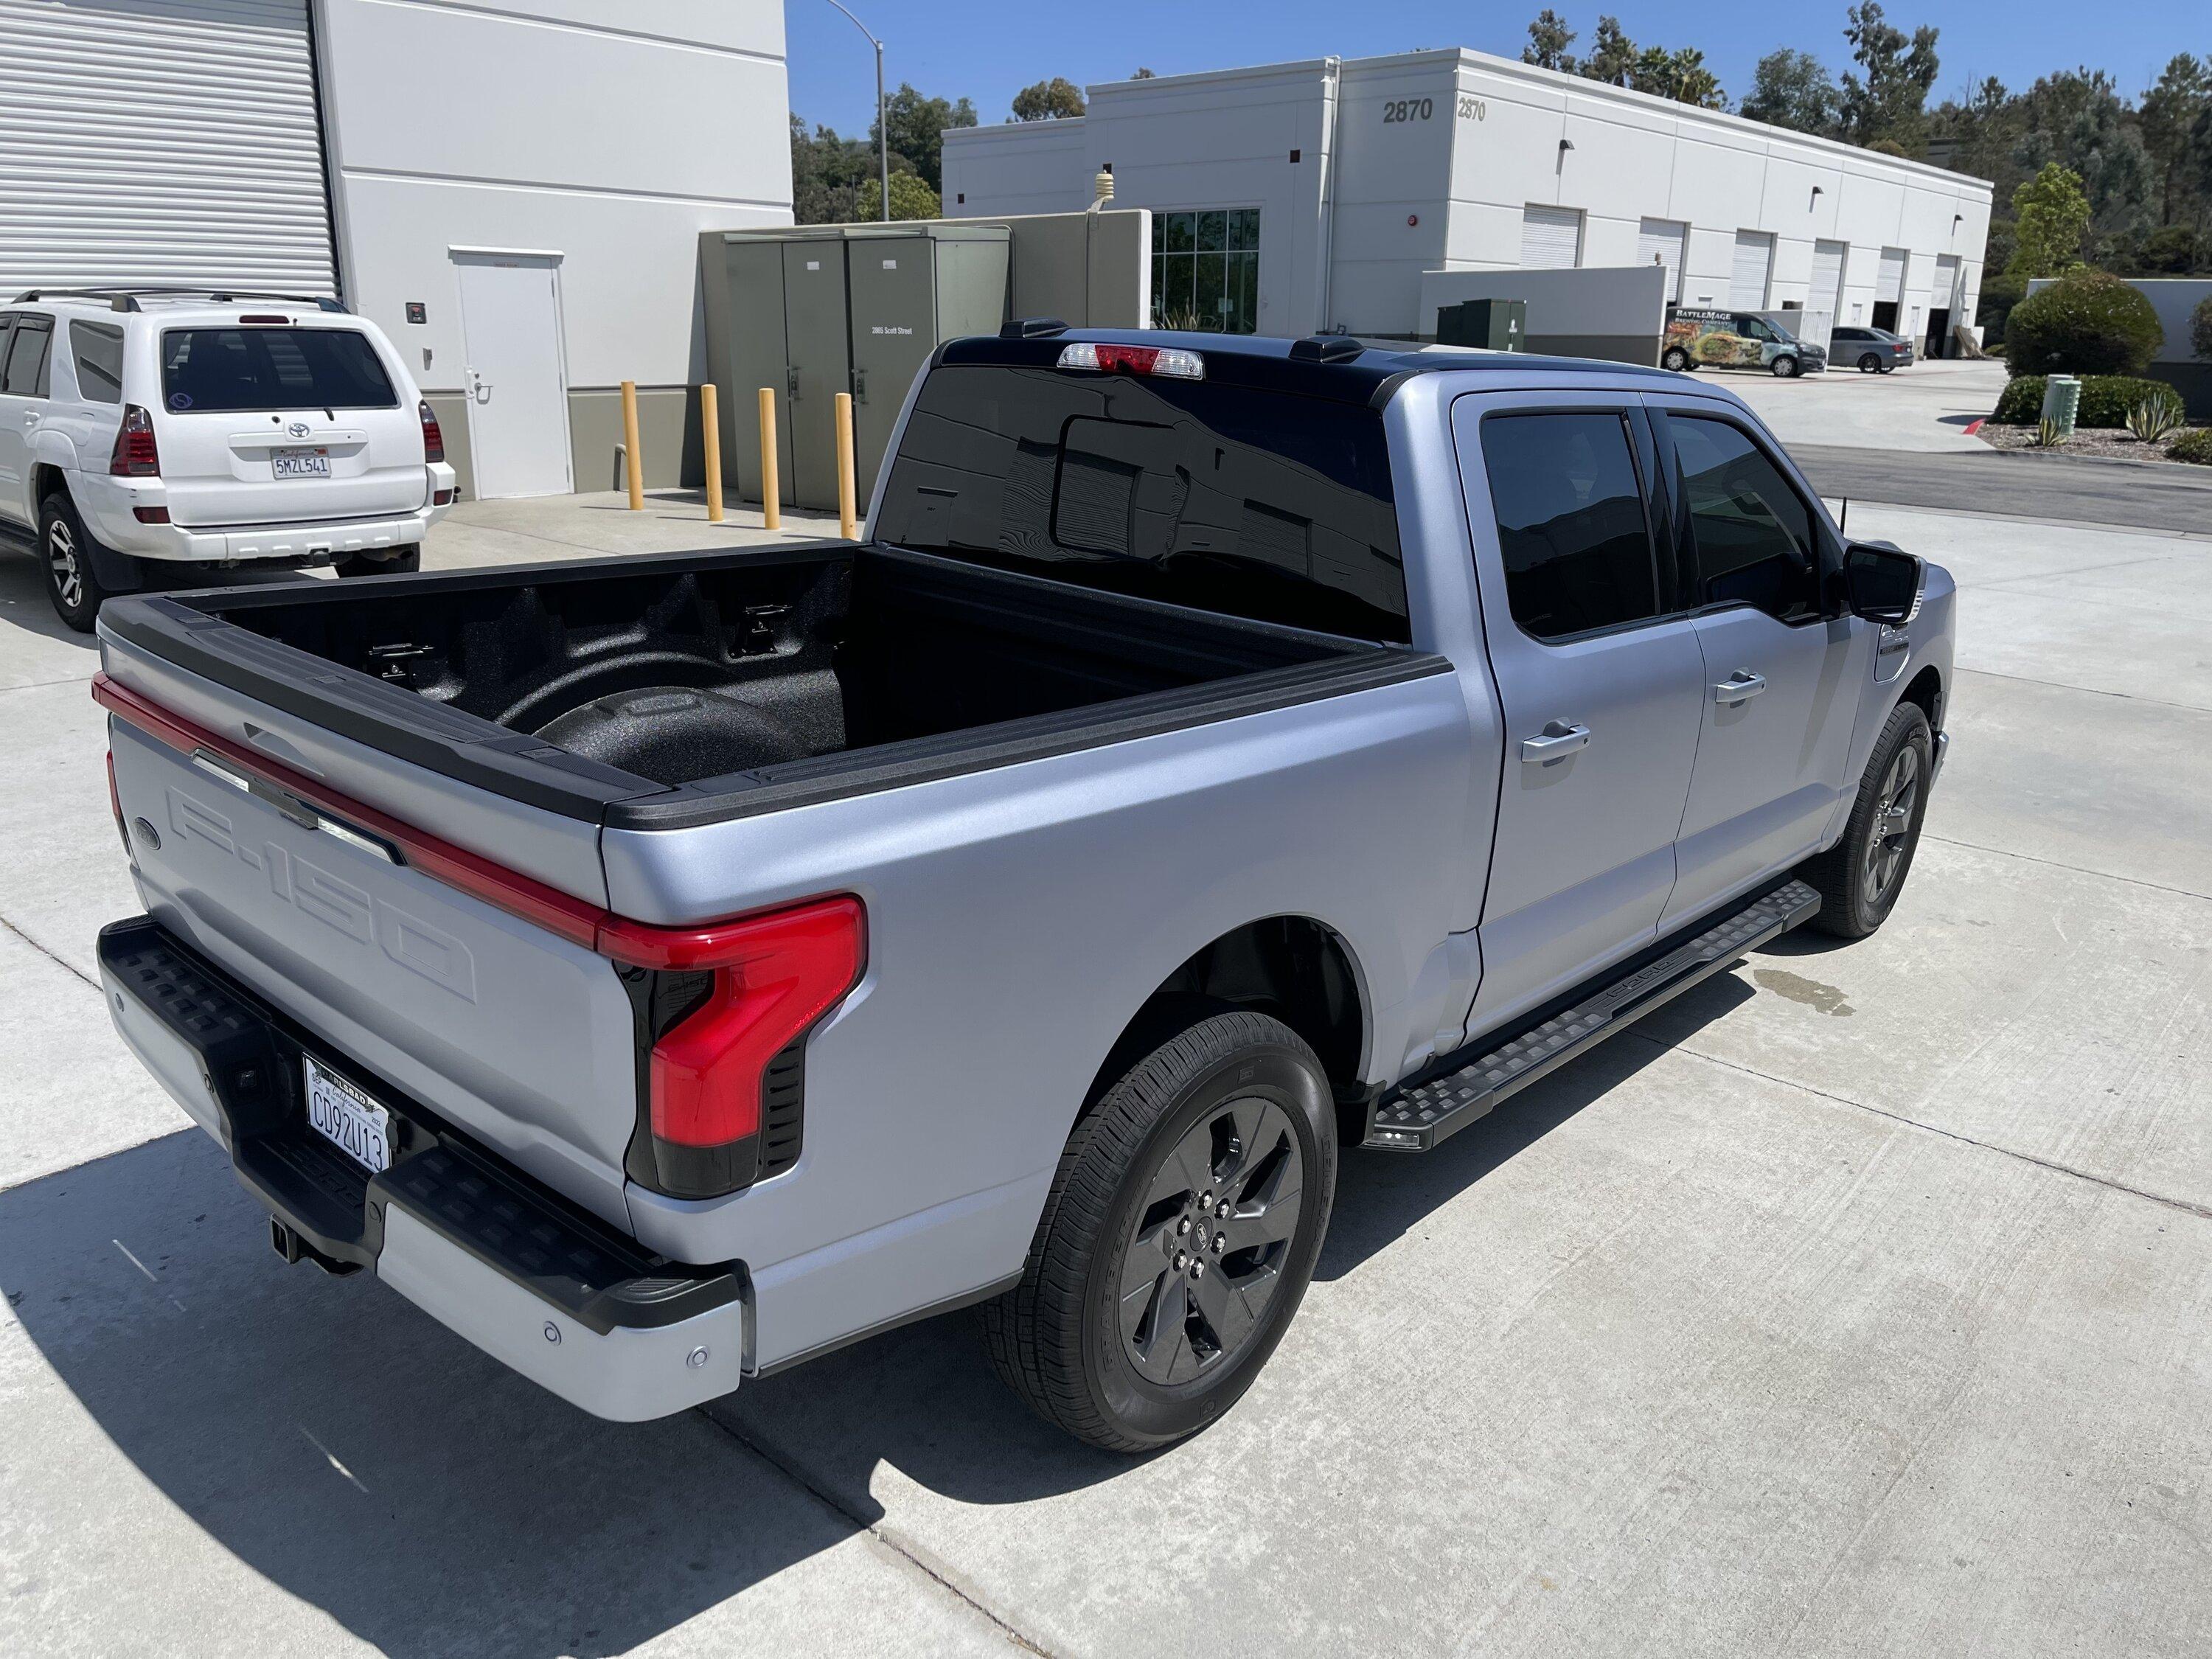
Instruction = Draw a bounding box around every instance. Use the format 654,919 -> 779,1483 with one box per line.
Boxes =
101,659 -> 645,1231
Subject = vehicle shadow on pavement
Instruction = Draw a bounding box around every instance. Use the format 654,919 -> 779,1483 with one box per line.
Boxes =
1318,969 -> 1755,1282
0,1128 -> 920,1659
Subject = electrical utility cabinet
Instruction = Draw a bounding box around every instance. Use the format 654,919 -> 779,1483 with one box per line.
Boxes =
1435,297 -> 1526,351
700,224 -> 1011,510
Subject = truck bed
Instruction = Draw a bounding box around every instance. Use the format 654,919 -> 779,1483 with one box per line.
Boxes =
99,541 -> 1438,835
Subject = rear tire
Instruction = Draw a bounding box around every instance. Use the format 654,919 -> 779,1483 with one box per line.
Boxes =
334,543 -> 421,578
40,491 -> 121,633
1858,353 -> 1881,373
1802,700 -> 1933,939
981,1011 -> 1337,1452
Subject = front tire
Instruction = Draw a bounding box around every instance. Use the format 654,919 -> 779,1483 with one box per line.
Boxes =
41,492 -> 123,633
1802,700 -> 1933,939
1772,355 -> 1800,378
1662,347 -> 1692,372
981,1011 -> 1337,1452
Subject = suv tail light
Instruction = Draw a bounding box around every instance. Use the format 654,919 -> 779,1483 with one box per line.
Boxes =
418,400 -> 445,464
110,406 -> 160,476
631,896 -> 865,1198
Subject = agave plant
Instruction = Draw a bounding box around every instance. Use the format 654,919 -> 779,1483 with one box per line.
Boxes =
2029,417 -> 2070,449
2125,397 -> 2183,443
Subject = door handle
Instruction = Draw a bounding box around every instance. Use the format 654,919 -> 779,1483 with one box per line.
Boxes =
853,369 -> 868,404
1520,720 -> 1591,763
1711,670 -> 1767,704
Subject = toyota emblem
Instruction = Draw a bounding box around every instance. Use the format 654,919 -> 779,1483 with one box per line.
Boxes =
286,421 -> 311,439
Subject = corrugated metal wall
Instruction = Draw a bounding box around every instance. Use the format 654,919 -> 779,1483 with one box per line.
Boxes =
0,0 -> 336,298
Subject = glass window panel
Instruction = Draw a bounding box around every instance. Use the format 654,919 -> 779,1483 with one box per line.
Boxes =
1671,417 -> 1820,623
1480,412 -> 1661,640
1162,212 -> 1195,254
1230,208 -> 1261,251
1197,210 -> 1227,252
1195,252 -> 1226,327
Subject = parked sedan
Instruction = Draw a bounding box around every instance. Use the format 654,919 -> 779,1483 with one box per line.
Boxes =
1829,326 -> 1916,373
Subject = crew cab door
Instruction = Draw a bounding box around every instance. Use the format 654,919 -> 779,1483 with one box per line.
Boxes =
0,310 -> 52,524
1450,392 -> 1705,1033
1645,401 -> 1870,925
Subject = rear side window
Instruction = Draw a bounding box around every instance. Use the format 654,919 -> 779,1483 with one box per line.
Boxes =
71,321 -> 125,404
159,327 -> 398,414
1670,416 -> 1821,624
1479,411 -> 1662,640
875,364 -> 1408,640
3,316 -> 53,397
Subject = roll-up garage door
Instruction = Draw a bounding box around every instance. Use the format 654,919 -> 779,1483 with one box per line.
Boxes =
1811,240 -> 1846,318
1729,230 -> 1774,307
1520,205 -> 1583,269
1637,218 -> 1686,302
1877,246 -> 1907,304
0,0 -> 336,297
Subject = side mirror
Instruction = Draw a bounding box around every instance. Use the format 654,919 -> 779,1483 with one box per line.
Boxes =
1844,542 -> 1921,625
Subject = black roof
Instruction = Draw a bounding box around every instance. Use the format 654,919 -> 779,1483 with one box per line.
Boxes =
938,324 -> 1680,406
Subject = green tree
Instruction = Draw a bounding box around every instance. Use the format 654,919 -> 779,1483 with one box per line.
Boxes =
1010,77 -> 1085,122
2006,162 -> 2092,279
1630,45 -> 1726,110
1522,10 -> 1577,73
2014,72 -> 2155,254
1579,15 -> 1638,86
790,113 -> 876,224
870,83 -> 976,193
1741,49 -> 1837,135
1131,66 -> 1157,79
858,172 -> 941,220
1839,2 -> 1940,152
2139,55 -> 2211,227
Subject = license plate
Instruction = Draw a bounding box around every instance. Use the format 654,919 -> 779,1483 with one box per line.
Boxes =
273,446 -> 331,479
303,1053 -> 392,1173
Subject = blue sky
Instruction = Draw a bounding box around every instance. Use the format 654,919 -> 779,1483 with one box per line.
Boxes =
785,0 -> 2201,138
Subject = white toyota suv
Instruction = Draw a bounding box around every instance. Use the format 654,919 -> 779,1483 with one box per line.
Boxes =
0,288 -> 456,630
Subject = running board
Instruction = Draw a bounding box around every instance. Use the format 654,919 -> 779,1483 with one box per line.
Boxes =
1364,880 -> 1821,1152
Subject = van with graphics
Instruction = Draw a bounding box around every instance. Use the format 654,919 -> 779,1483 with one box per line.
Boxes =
1663,307 -> 1828,378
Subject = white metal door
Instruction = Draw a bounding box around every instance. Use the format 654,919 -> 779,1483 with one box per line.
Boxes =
1811,240 -> 1847,318
1520,206 -> 1584,269
452,254 -> 571,500
1637,218 -> 1687,302
1933,254 -> 1962,309
1729,232 -> 1774,307
1877,246 -> 1907,303
0,0 -> 335,296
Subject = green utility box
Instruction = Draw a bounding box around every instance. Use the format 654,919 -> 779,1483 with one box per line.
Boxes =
1435,298 -> 1526,351
700,224 -> 1011,509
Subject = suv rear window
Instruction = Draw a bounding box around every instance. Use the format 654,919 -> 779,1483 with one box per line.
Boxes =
875,363 -> 1408,640
160,327 -> 397,414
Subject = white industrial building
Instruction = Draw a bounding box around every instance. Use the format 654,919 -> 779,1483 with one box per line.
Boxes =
0,0 -> 793,498
943,49 -> 1994,356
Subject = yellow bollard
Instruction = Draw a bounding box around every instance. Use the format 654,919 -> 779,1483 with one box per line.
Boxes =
700,383 -> 724,523
834,391 -> 858,541
620,380 -> 644,511
757,387 -> 780,532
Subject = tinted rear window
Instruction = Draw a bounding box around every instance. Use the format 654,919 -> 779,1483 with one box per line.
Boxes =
875,364 -> 1408,640
160,327 -> 397,414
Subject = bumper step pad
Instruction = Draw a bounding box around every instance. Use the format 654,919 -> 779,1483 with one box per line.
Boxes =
97,917 -> 739,1332
1365,880 -> 1821,1152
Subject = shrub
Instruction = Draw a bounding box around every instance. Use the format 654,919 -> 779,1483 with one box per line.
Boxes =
2003,271 -> 2163,377
2171,428 -> 2212,466
2126,397 -> 2183,442
2194,296 -> 2212,364
1989,375 -> 2183,428
1975,271 -> 2026,345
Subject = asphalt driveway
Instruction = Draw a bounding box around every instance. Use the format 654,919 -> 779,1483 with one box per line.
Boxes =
2,498 -> 2208,1657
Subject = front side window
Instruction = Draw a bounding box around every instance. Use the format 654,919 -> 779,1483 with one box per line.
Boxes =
160,327 -> 397,413
1151,209 -> 1260,334
71,321 -> 125,404
1671,416 -> 1821,624
1480,411 -> 1662,641
2,316 -> 53,397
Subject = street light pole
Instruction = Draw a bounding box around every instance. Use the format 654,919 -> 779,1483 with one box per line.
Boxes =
823,0 -> 888,223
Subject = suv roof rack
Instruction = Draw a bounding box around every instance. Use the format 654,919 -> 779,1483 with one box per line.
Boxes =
10,287 -> 349,315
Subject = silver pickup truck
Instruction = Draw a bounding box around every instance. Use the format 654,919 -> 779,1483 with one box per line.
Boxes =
93,327 -> 1952,1451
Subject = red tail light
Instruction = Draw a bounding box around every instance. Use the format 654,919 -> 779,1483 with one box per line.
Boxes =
643,896 -> 865,1197
110,406 -> 159,476
418,400 -> 444,464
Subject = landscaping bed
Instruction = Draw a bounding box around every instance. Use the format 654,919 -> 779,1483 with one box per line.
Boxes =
1976,422 -> 2212,465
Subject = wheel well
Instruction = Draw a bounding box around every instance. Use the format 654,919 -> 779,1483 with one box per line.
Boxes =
1899,665 -> 1943,732
30,463 -> 68,508
1091,917 -> 1368,1107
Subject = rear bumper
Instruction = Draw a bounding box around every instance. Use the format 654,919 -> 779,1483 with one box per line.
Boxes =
76,465 -> 454,563
97,915 -> 746,1421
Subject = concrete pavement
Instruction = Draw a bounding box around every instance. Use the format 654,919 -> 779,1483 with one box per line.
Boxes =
3,501 -> 2209,1656
1722,356 -> 2006,453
